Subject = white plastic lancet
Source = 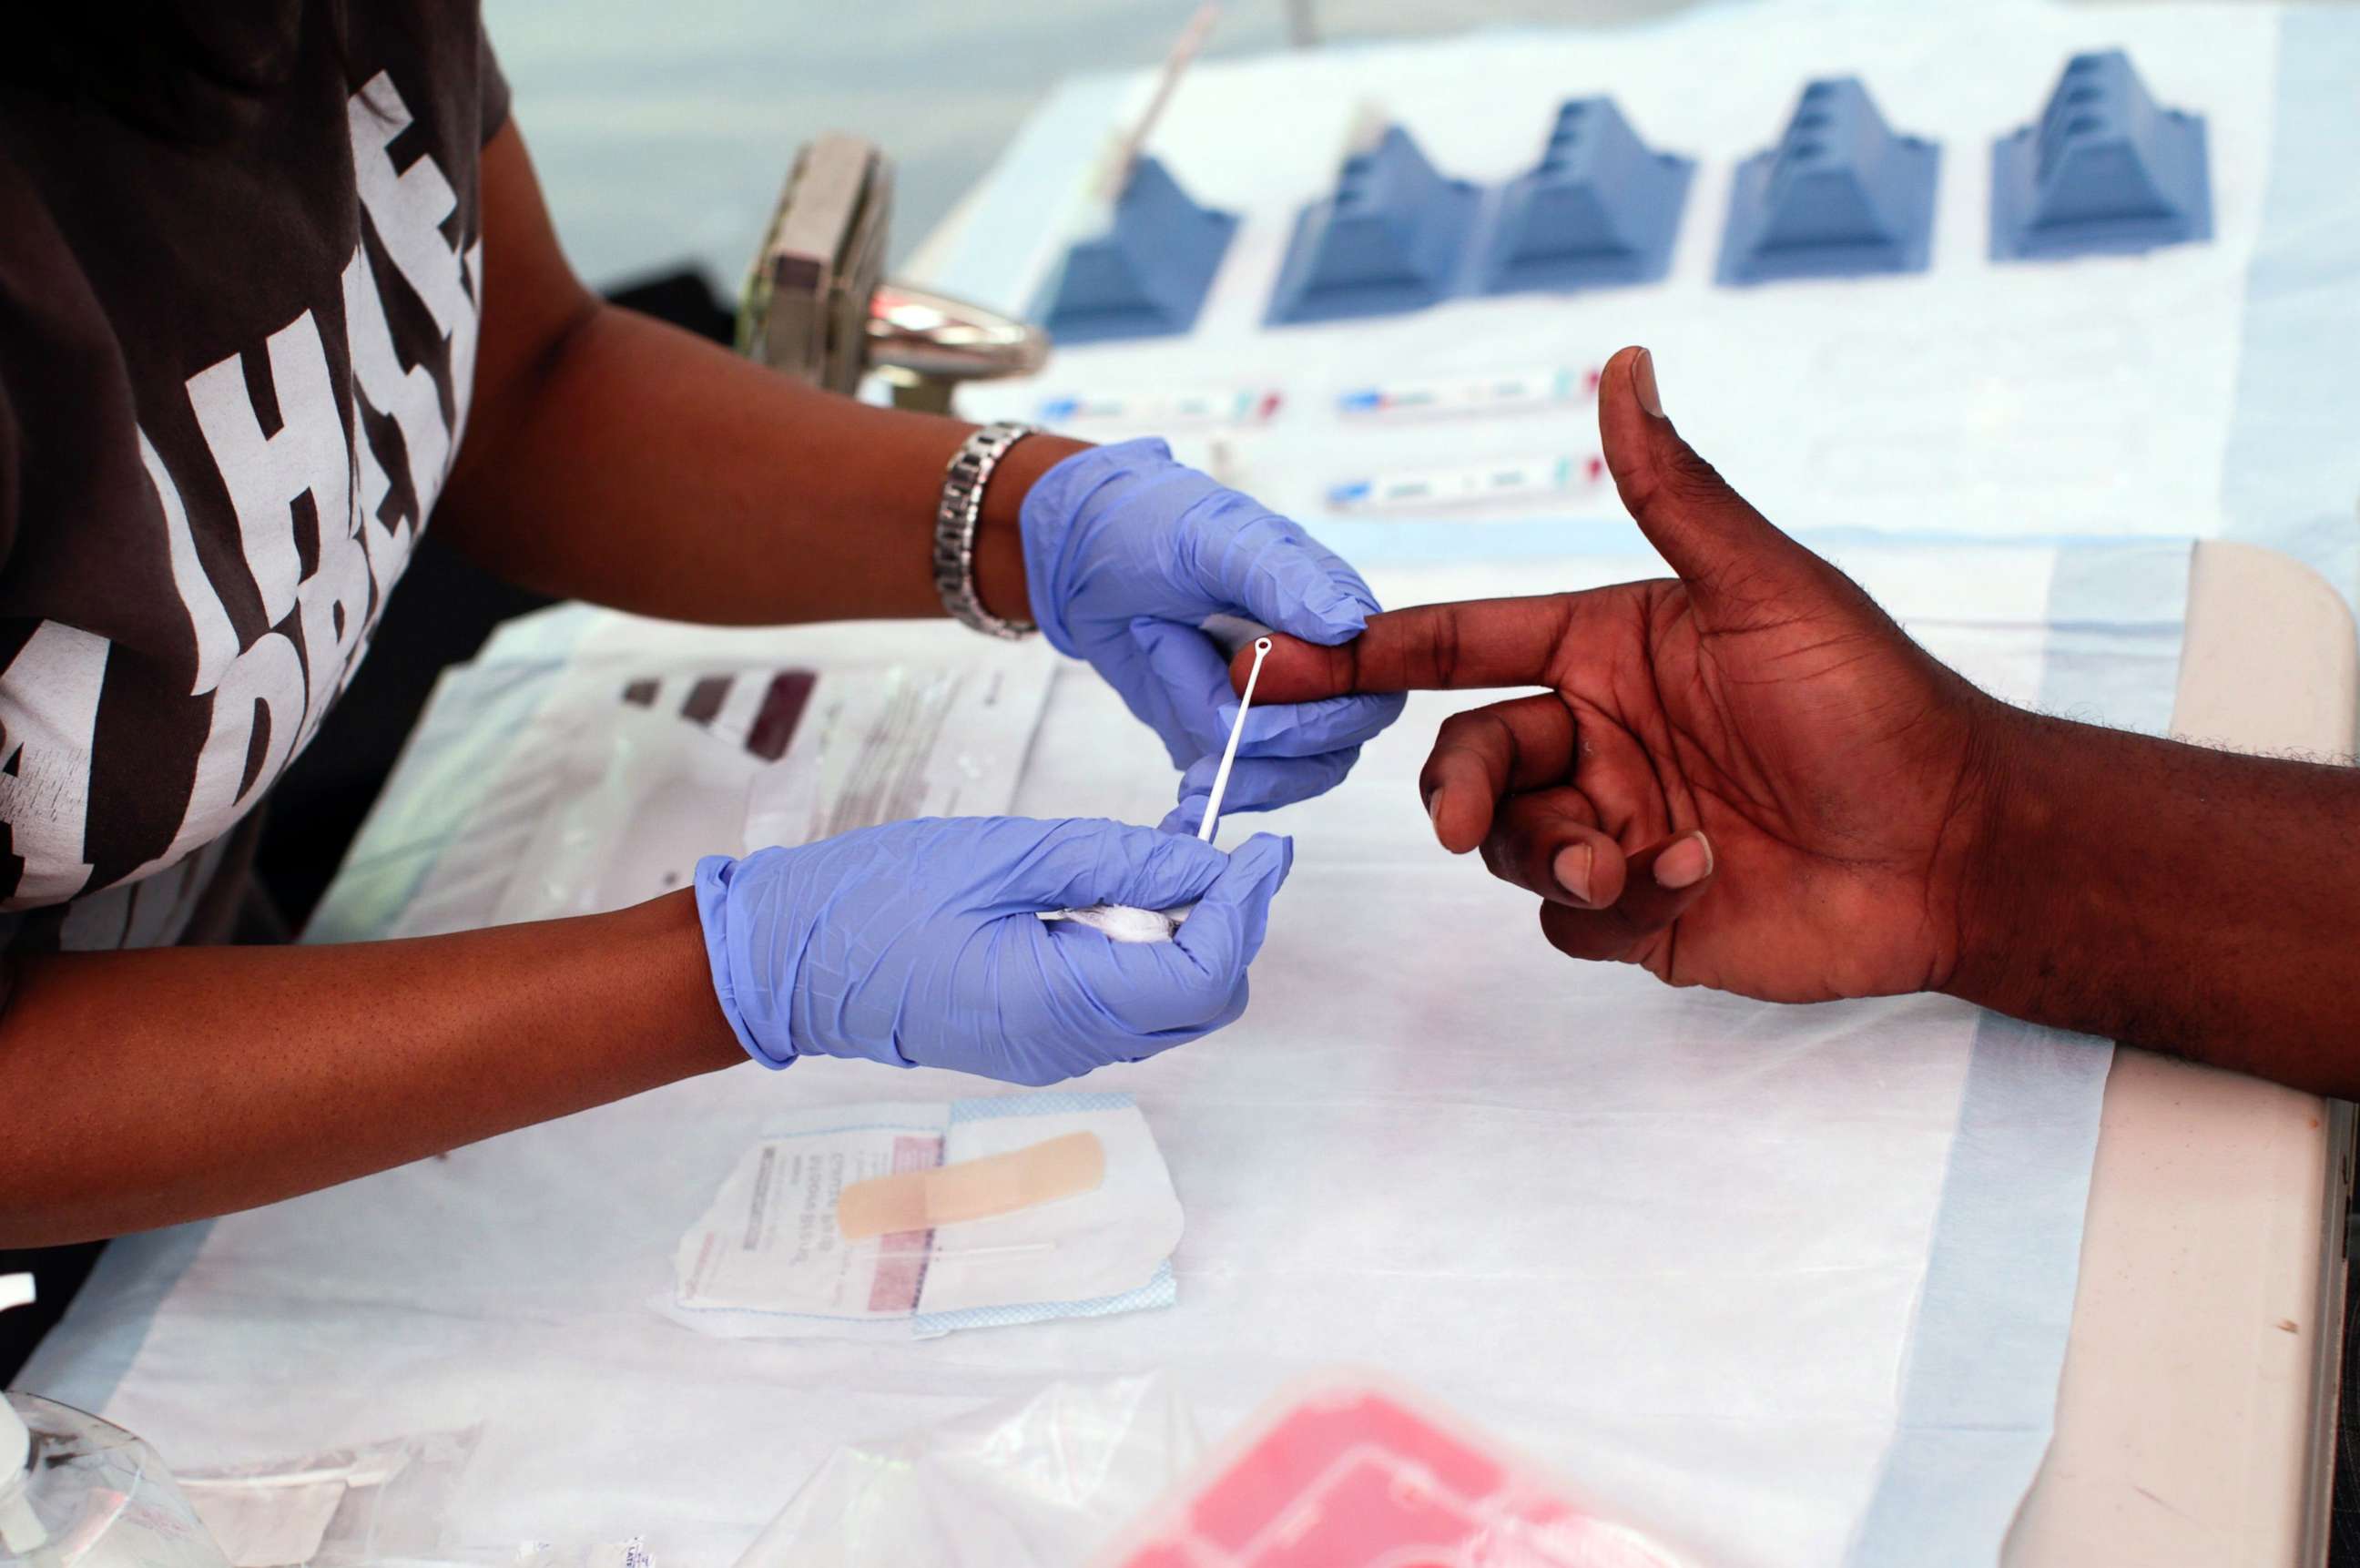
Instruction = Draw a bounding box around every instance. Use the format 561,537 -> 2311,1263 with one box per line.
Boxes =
1190,635 -> 1271,846
1042,637 -> 1273,944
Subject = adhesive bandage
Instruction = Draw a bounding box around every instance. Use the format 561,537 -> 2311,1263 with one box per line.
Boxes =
837,1130 -> 1107,1241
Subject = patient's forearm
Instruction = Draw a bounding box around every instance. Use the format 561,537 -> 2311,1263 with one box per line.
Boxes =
1949,713 -> 2360,1095
0,892 -> 743,1247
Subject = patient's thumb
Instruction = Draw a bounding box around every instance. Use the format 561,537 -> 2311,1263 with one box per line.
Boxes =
1596,346 -> 1827,614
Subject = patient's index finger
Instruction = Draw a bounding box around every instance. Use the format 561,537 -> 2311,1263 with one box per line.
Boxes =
1245,595 -> 1585,701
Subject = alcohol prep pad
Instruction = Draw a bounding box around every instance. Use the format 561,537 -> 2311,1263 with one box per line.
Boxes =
659,1093 -> 1183,1342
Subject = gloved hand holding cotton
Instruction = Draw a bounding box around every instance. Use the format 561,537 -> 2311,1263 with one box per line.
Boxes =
694,816 -> 1293,1085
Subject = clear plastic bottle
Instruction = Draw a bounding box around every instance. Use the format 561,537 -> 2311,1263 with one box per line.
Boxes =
1,1276 -> 230,1568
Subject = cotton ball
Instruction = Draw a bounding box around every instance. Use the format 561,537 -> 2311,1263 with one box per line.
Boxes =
1038,903 -> 1190,943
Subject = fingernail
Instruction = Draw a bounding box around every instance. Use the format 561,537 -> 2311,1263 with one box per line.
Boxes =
1552,844 -> 1595,905
1633,348 -> 1664,419
1426,791 -> 1445,840
1654,831 -> 1713,891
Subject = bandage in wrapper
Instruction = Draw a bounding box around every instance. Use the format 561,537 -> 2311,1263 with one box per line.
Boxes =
663,1094 -> 1180,1341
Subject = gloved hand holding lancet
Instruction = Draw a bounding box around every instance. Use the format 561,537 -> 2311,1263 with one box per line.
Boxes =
1041,636 -> 1273,944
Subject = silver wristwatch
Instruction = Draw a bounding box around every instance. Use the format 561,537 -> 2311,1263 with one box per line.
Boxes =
932,421 -> 1040,640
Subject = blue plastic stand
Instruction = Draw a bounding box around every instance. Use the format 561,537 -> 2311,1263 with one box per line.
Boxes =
1266,126 -> 1481,325
1990,49 -> 2212,260
1716,77 -> 1939,285
1032,157 -> 1238,344
1480,97 -> 1694,293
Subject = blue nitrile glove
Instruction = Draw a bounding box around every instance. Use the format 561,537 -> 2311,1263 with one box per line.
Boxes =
1021,439 -> 1406,833
695,816 -> 1293,1086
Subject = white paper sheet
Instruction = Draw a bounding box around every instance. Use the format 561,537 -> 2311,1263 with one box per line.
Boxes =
320,620 -> 1054,941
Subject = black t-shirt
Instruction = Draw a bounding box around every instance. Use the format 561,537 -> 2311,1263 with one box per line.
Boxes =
0,4 -> 506,957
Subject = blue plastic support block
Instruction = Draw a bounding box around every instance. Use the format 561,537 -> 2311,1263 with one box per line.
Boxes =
1716,77 -> 1939,285
1032,157 -> 1238,345
1480,97 -> 1694,293
1989,49 -> 2212,260
1266,126 -> 1482,326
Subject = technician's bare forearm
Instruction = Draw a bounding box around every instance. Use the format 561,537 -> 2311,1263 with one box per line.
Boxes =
0,892 -> 742,1247
430,124 -> 1081,628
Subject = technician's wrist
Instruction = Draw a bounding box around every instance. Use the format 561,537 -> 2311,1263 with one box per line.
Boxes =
974,432 -> 1089,626
621,885 -> 749,1074
691,852 -> 799,1070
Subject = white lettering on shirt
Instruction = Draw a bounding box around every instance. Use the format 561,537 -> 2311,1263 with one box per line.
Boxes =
0,65 -> 485,913
350,72 -> 471,338
147,629 -> 309,875
139,429 -> 240,697
0,623 -> 109,906
187,310 -> 355,627
342,239 -> 452,524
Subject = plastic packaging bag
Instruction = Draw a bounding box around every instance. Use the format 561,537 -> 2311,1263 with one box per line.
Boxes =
1098,1373 -> 1703,1567
1,1388 -> 230,1568
384,648 -> 1053,937
734,1374 -> 1199,1568
178,1427 -> 482,1568
732,1369 -> 1704,1568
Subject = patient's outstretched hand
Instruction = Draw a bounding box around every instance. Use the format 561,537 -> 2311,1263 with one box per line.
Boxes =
1246,346 -> 2008,1003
